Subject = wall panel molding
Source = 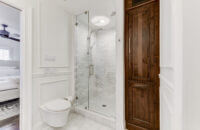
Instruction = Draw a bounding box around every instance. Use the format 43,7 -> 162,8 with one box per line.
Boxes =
159,74 -> 174,91
37,2 -> 71,68
161,90 -> 174,114
38,78 -> 69,106
40,79 -> 69,85
32,71 -> 72,78
160,65 -> 174,70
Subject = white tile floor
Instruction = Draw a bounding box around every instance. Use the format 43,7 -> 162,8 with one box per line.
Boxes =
56,113 -> 114,130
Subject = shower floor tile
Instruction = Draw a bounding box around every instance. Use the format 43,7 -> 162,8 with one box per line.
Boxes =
57,113 -> 114,130
77,92 -> 116,117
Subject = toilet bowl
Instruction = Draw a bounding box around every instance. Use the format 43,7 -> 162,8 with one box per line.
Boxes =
40,97 -> 72,128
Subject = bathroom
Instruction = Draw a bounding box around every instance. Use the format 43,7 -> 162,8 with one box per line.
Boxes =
34,0 -> 119,129
30,0 -> 122,129
0,0 -> 124,129
2,0 -> 200,129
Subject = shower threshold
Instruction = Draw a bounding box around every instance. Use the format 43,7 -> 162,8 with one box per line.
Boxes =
74,107 -> 115,129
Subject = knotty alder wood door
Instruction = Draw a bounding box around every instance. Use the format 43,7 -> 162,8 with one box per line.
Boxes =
125,0 -> 159,130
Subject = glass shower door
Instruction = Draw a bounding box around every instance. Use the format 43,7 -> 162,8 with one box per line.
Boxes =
75,11 -> 116,118
75,11 -> 90,109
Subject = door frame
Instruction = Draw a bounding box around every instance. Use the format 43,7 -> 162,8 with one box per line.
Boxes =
115,0 -> 126,130
115,0 -> 183,129
124,0 -> 160,129
116,0 -> 160,129
0,1 -> 33,130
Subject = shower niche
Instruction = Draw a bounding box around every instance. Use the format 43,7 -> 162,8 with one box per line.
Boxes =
75,11 -> 116,118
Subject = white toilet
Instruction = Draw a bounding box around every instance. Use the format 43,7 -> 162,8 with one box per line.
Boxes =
40,97 -> 73,128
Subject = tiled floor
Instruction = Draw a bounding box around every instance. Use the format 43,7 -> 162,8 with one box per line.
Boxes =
57,113 -> 114,130
78,90 -> 116,117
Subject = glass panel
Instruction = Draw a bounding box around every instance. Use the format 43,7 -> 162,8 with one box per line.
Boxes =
75,11 -> 90,110
88,29 -> 116,117
75,11 -> 116,118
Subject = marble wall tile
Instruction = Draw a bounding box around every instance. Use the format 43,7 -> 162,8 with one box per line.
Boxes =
75,22 -> 116,116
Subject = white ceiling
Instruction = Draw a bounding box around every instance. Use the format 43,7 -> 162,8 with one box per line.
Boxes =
0,3 -> 20,34
56,0 -> 116,29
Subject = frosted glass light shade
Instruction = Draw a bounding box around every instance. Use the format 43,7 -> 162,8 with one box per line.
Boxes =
91,16 -> 110,27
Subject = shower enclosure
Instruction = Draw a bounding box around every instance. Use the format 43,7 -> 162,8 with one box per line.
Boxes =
75,11 -> 116,117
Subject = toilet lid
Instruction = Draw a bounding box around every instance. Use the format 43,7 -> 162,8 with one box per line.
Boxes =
44,99 -> 71,112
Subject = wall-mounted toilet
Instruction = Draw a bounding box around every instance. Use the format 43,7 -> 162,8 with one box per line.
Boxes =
40,97 -> 73,128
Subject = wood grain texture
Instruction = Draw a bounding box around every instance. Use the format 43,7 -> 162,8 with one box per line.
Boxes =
125,0 -> 160,129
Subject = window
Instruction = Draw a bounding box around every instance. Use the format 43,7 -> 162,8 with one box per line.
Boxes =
0,49 -> 10,60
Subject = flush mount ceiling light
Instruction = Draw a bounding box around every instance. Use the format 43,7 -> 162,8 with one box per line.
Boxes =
91,16 -> 110,27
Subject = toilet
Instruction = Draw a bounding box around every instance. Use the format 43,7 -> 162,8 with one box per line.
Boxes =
40,97 -> 73,128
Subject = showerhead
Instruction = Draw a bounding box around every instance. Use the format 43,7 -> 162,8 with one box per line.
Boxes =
87,28 -> 103,41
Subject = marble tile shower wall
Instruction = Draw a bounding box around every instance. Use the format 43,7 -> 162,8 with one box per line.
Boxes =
90,30 -> 116,99
75,23 -> 116,107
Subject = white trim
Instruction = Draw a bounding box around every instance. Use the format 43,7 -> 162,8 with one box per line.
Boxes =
0,1 -> 33,130
20,7 -> 33,130
0,0 -> 24,9
160,65 -> 174,70
115,0 -> 126,129
38,79 -> 69,107
172,0 -> 183,129
37,1 -> 70,68
32,71 -> 72,78
159,74 -> 174,91
40,79 -> 69,85
161,90 -> 174,114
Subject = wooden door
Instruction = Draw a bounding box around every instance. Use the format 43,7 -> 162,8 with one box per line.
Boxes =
125,0 -> 159,130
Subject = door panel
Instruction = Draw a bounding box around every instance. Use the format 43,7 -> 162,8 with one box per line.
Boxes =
125,1 -> 159,130
128,8 -> 151,80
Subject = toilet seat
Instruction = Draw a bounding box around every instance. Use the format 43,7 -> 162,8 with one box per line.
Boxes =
43,98 -> 71,112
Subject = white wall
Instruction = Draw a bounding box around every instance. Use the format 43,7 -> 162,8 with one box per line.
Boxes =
182,0 -> 200,130
160,0 -> 183,130
32,0 -> 74,129
160,0 -> 175,129
0,0 -> 73,129
115,0 -> 125,129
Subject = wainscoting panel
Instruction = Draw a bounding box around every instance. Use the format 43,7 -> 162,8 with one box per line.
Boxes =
31,0 -> 74,129
39,79 -> 69,106
38,2 -> 72,68
160,72 -> 175,130
32,75 -> 71,130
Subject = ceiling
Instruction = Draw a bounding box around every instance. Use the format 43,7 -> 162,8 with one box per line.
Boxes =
56,0 -> 116,29
0,3 -> 20,34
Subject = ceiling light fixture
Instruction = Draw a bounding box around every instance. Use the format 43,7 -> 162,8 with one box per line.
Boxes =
91,16 -> 110,27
